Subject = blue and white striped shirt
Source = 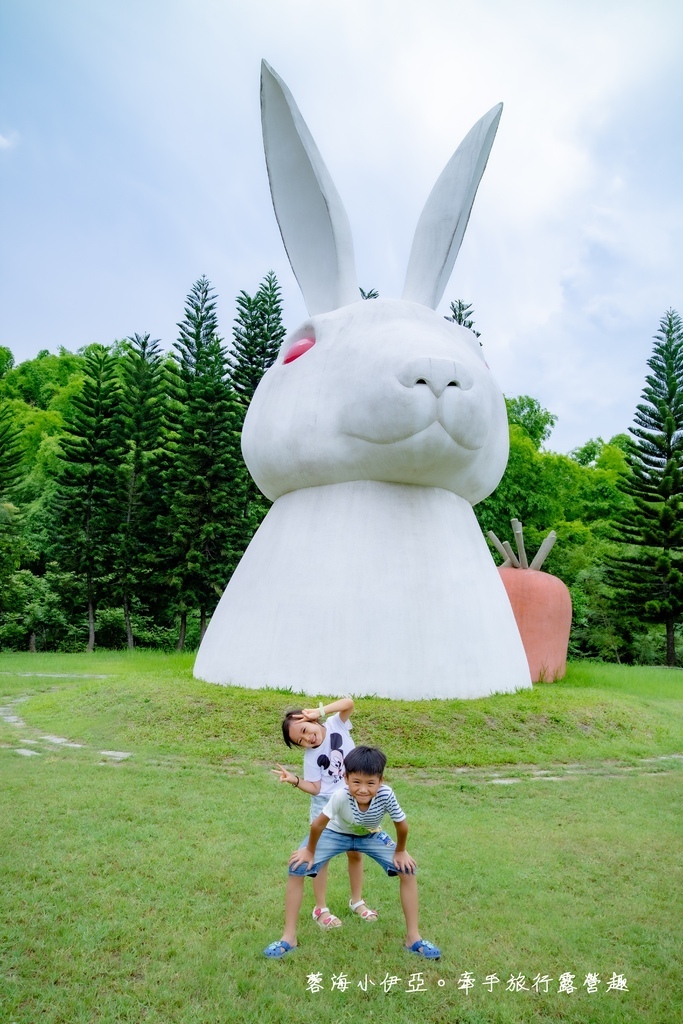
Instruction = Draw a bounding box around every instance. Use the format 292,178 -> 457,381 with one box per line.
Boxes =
322,784 -> 406,836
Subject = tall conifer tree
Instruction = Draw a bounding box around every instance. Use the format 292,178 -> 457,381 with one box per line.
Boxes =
50,345 -> 123,651
228,271 -> 286,405
227,271 -> 287,540
165,277 -> 247,648
116,333 -> 166,647
608,309 -> 683,665
0,399 -> 24,611
0,400 -> 23,496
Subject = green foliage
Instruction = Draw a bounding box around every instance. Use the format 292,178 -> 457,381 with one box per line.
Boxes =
114,333 -> 168,647
608,309 -> 683,666
164,277 -> 249,647
228,270 -> 286,405
475,425 -> 568,541
227,271 -> 289,547
0,346 -> 85,409
506,394 -> 557,449
444,298 -> 481,338
49,345 -> 124,651
0,275 -> 281,653
0,345 -> 14,377
0,567 -> 80,651
0,399 -> 33,627
359,286 -> 379,299
477,415 -> 639,663
0,399 -> 23,496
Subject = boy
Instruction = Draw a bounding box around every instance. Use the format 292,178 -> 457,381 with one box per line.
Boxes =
264,746 -> 440,960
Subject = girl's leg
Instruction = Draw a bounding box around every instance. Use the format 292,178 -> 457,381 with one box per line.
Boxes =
346,851 -> 378,919
311,864 -> 341,927
312,863 -> 329,910
398,872 -> 420,947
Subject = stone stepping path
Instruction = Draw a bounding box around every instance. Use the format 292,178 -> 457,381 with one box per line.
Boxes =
1,694 -> 131,764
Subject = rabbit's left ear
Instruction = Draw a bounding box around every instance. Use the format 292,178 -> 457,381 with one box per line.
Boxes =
261,61 -> 359,315
402,104 -> 503,310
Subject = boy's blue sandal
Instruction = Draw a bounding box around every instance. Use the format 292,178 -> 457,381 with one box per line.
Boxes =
264,940 -> 296,958
405,939 -> 441,960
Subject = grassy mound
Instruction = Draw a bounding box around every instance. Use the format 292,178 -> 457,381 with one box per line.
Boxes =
1,651 -> 682,768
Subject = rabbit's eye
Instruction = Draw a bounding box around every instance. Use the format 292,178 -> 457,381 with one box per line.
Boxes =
283,337 -> 316,364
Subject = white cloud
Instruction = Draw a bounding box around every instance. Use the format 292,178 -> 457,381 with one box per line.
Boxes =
1,0 -> 682,451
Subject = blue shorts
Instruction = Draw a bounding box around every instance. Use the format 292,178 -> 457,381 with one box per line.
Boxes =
289,827 -> 415,878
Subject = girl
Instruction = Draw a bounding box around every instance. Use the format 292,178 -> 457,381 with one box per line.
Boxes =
272,697 -> 377,927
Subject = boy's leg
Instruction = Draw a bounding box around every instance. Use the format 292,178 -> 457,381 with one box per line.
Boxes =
350,834 -> 439,958
289,828 -> 352,935
346,851 -> 363,905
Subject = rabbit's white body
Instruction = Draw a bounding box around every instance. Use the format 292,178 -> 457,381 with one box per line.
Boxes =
194,479 -> 529,699
193,64 -> 532,698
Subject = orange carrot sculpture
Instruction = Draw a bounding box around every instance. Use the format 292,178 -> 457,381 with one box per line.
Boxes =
488,519 -> 572,682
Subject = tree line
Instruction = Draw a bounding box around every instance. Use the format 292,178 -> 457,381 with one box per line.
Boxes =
0,287 -> 681,666
0,272 -> 283,653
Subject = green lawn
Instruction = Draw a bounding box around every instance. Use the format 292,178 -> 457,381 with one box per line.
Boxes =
1,652 -> 682,1023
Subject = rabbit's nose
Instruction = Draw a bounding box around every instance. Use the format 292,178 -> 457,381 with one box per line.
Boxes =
397,358 -> 474,397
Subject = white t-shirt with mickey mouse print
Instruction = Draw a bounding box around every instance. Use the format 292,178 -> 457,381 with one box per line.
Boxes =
303,713 -> 354,797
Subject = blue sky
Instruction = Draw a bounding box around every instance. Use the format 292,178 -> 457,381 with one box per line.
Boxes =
1,0 -> 682,452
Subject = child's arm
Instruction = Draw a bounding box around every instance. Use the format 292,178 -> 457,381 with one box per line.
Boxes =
288,812 -> 330,869
392,819 -> 416,874
271,764 -> 321,795
299,697 -> 355,724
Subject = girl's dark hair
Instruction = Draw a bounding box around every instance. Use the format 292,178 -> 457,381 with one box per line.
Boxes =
344,746 -> 387,776
282,709 -> 304,748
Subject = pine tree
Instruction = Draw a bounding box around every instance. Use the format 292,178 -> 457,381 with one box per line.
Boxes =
116,333 -> 166,647
50,345 -> 123,651
445,299 -> 481,338
0,399 -> 24,618
165,277 -> 247,648
0,400 -> 23,497
608,309 -> 683,666
228,271 -> 286,405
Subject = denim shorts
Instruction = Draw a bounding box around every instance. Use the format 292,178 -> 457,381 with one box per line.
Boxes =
289,827 -> 415,878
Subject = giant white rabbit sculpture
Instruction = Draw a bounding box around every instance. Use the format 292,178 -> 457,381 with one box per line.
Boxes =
193,61 -> 531,699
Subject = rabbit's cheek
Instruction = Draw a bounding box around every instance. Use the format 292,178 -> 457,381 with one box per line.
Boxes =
436,390 -> 491,451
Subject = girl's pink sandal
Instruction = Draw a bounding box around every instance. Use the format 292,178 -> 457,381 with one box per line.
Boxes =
349,899 -> 378,921
312,906 -> 342,929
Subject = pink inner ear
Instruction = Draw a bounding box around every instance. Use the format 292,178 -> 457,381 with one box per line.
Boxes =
283,337 -> 316,364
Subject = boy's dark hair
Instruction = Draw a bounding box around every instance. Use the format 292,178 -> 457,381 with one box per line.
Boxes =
282,709 -> 305,748
344,746 -> 387,777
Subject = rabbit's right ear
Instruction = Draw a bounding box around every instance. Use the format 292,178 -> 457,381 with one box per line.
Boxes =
402,104 -> 503,310
261,61 -> 359,315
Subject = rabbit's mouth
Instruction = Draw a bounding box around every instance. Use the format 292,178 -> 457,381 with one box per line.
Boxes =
347,418 -> 484,452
